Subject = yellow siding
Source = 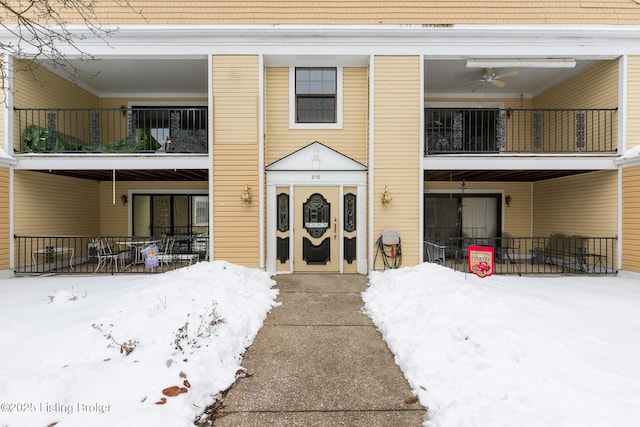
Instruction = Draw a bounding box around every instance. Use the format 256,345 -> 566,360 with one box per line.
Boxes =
622,166 -> 640,272
535,61 -> 618,109
532,171 -> 618,237
628,56 -> 640,151
424,181 -> 532,238
212,55 -> 260,267
14,171 -> 100,235
0,168 -> 9,270
12,60 -> 100,151
265,67 -> 368,165
98,181 -> 208,236
212,144 -> 260,265
373,56 -> 421,268
533,60 -> 619,152
32,1 -> 640,25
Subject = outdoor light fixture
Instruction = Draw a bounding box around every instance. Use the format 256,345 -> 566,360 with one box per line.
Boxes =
120,194 -> 128,206
241,184 -> 252,207
505,195 -> 512,207
465,59 -> 576,69
381,184 -> 392,206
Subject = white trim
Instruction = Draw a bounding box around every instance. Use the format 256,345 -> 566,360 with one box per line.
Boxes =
419,54 -> 425,264
13,155 -> 210,171
368,55 -> 375,272
265,55 -> 369,67
356,182 -> 367,274
8,167 -> 14,274
265,171 -> 367,274
289,66 -> 343,130
289,184 -> 294,273
617,55 -> 627,272
208,54 -> 215,262
265,185 -> 276,273
258,55 -> 265,270
424,155 -> 618,172
617,167 -> 623,272
4,55 -> 12,152
10,24 -> 640,56
619,55 -> 627,156
339,185 -> 344,273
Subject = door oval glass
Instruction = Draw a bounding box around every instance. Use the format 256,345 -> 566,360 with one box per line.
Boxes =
303,193 -> 330,238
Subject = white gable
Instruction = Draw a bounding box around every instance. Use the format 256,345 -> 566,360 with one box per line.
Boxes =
266,141 -> 367,171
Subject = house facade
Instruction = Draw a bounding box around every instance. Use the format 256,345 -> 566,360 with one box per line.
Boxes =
1,1 -> 640,277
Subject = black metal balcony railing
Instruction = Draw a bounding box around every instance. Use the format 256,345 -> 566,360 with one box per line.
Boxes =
14,107 -> 208,154
424,235 -> 618,275
14,234 -> 209,275
425,108 -> 618,154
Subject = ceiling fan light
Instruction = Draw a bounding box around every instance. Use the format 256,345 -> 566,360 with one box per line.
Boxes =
466,59 -> 576,69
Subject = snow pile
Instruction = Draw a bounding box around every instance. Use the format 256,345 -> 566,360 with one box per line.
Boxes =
363,263 -> 640,427
0,261 -> 278,426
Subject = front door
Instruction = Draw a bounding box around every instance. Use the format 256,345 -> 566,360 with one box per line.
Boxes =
294,186 -> 339,272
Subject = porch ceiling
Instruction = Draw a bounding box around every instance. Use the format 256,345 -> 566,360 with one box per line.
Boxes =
424,169 -> 595,182
37,169 -> 208,182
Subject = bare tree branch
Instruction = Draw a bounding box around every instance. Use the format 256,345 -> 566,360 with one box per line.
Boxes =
0,0 -> 145,96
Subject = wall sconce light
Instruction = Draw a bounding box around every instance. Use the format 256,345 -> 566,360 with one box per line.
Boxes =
241,185 -> 252,207
120,194 -> 128,206
505,195 -> 512,207
381,184 -> 392,206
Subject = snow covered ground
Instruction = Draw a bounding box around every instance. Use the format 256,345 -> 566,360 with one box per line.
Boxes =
0,261 -> 278,427
364,263 -> 640,427
1,260 -> 639,427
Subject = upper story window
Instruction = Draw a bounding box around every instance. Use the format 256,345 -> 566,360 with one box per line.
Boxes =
290,67 -> 343,129
296,68 -> 336,123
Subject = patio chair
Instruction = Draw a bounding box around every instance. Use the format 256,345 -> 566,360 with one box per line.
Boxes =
157,236 -> 176,266
93,238 -> 124,272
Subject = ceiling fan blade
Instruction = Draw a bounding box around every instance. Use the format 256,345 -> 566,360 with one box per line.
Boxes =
496,70 -> 519,79
470,83 -> 484,93
491,79 -> 506,88
464,79 -> 483,85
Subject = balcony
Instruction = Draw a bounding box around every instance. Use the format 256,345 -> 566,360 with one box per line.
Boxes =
14,107 -> 208,154
425,108 -> 617,155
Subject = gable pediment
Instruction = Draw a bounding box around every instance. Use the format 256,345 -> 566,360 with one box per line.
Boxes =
266,141 -> 367,172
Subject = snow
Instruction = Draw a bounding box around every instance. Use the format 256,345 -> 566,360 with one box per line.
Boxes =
0,261 -> 278,427
363,263 -> 640,427
2,260 -> 639,426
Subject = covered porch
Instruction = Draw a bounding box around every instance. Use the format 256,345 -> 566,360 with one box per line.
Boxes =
423,168 -> 619,275
11,168 -> 210,275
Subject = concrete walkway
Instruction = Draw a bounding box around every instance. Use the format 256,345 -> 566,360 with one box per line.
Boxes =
216,274 -> 425,426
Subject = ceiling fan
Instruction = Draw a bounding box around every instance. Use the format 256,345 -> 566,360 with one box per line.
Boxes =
465,68 -> 519,92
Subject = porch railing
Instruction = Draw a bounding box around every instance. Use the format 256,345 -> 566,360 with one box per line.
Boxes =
14,234 -> 209,275
424,235 -> 618,275
425,108 -> 618,154
14,107 -> 208,154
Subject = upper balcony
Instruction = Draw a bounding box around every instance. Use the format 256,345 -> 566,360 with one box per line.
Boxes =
425,107 -> 618,156
13,107 -> 208,155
